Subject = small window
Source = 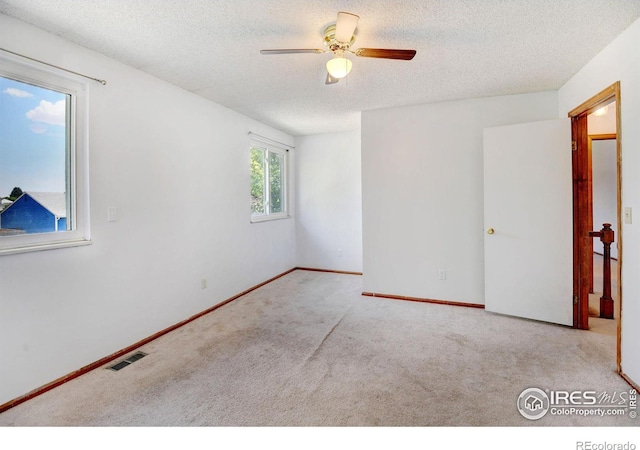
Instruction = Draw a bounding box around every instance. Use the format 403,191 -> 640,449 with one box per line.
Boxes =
0,55 -> 90,255
250,143 -> 288,222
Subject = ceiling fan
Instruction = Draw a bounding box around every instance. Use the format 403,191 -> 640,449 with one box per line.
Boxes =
260,12 -> 416,84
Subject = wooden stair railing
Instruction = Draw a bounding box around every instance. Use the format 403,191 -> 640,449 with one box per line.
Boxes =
588,223 -> 614,319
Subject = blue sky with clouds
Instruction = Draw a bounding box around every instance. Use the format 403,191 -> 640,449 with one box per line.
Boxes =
0,75 -> 67,198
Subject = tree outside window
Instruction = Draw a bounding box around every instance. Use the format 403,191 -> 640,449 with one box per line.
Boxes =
250,144 -> 287,221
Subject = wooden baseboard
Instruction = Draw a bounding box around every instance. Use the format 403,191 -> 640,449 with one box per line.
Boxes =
295,267 -> 363,276
0,267 -> 297,414
362,291 -> 485,309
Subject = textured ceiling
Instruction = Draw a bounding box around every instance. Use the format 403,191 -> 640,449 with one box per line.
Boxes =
0,0 -> 638,136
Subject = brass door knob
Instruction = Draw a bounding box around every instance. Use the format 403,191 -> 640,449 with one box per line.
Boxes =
487,228 -> 495,235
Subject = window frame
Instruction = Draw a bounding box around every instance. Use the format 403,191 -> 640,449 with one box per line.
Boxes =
0,53 -> 90,255
250,140 -> 289,223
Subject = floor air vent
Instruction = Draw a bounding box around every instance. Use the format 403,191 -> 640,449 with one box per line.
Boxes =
107,351 -> 148,371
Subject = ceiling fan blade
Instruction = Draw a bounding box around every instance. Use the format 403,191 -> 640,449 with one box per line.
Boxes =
335,12 -> 359,43
325,72 -> 339,85
355,48 -> 416,60
260,49 -> 324,55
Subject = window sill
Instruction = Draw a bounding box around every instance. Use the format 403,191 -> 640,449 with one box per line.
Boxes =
0,238 -> 92,256
250,213 -> 291,224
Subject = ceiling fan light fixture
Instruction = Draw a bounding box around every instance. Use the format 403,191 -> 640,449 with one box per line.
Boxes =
260,11 -> 416,85
326,55 -> 352,79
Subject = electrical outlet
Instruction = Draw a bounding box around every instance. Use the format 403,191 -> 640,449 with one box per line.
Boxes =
200,278 -> 207,289
438,269 -> 447,280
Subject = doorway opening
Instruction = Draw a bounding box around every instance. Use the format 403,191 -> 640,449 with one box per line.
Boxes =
589,131 -> 618,337
569,82 -> 622,371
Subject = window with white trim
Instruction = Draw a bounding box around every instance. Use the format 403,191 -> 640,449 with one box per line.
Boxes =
0,55 -> 90,255
250,142 -> 288,222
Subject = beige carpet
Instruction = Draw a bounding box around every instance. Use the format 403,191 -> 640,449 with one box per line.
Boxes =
0,270 -> 635,426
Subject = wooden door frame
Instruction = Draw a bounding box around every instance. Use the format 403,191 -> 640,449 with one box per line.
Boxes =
568,81 -> 622,370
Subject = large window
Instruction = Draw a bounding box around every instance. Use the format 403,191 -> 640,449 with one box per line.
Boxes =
250,143 -> 288,222
0,55 -> 89,255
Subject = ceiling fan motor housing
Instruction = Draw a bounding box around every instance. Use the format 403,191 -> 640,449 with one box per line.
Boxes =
323,24 -> 355,50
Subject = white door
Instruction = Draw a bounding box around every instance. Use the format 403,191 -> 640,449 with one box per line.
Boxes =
483,119 -> 573,326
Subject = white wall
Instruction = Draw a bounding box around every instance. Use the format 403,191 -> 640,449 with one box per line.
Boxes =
0,14 -> 296,405
591,139 -> 618,259
361,92 -> 558,304
558,17 -> 640,387
295,131 -> 362,272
